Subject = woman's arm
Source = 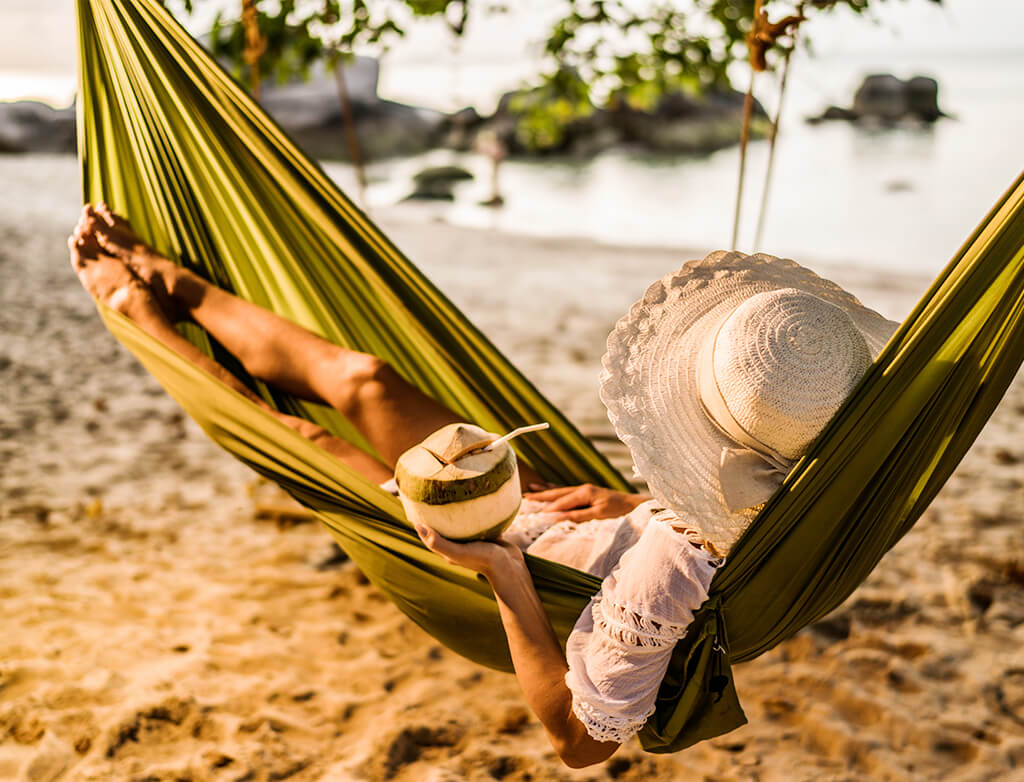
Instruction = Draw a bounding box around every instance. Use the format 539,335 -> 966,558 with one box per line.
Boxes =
414,526 -> 620,768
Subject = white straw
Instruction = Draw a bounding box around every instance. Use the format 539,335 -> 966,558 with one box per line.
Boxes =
485,422 -> 550,451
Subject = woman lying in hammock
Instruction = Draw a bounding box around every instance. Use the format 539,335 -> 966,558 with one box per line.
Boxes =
70,203 -> 893,768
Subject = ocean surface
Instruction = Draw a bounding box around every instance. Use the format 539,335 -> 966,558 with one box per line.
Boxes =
5,40 -> 1022,281
324,47 -> 1024,279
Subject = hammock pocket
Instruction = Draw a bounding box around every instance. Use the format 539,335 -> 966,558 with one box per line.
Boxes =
77,0 -> 1024,752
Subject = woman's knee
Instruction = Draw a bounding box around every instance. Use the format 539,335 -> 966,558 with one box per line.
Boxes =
323,350 -> 396,415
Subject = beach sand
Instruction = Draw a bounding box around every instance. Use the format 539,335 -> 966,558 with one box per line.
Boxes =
1,155 -> 1022,781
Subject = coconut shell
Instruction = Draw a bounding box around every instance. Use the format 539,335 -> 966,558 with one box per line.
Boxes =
396,423 -> 522,540
396,423 -> 516,505
421,423 -> 497,463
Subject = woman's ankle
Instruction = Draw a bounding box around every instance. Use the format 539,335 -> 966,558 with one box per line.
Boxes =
165,266 -> 208,312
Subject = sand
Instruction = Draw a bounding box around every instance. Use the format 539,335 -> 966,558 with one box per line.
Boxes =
1,154 -> 1022,781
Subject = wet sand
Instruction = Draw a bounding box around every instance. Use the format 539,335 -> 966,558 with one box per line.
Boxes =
1,155 -> 1022,781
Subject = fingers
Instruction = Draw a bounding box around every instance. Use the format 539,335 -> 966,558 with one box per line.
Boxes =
542,486 -> 596,512
414,522 -> 442,551
413,523 -> 505,573
414,522 -> 460,563
554,507 -> 617,522
523,485 -> 577,502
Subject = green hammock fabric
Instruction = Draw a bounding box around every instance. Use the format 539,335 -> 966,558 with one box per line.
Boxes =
77,0 -> 1024,753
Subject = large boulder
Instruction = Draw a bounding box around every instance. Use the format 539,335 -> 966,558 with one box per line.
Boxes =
809,73 -> 946,125
904,76 -> 942,122
610,87 -> 769,154
403,165 -> 474,201
853,74 -> 908,121
0,100 -> 76,154
258,56 -> 445,161
462,84 -> 766,158
282,100 -> 446,161
441,106 -> 485,151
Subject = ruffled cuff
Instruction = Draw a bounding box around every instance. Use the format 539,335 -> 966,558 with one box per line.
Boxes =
592,593 -> 693,649
570,692 -> 654,745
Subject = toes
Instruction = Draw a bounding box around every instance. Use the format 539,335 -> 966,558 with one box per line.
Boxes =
95,231 -> 131,260
68,235 -> 96,269
96,202 -> 132,233
68,235 -> 83,268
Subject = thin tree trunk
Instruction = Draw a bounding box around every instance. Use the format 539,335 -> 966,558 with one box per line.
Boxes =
333,57 -> 368,206
241,0 -> 265,101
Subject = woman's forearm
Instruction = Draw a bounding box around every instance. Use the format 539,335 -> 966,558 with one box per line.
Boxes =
483,556 -> 619,768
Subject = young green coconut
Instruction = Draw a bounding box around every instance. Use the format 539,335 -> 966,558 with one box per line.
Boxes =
396,422 -> 548,541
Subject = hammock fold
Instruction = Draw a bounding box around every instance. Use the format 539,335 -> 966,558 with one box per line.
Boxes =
77,0 -> 1024,752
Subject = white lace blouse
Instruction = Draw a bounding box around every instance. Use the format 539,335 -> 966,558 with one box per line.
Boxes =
384,480 -> 722,745
507,498 -> 723,744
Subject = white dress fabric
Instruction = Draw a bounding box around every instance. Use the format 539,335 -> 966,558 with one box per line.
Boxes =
383,480 -> 722,745
509,500 -> 722,744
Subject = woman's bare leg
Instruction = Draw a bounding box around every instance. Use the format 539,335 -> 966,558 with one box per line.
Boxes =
82,206 -> 543,482
70,225 -> 394,484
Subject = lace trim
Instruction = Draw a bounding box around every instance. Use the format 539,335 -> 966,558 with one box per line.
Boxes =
592,594 -> 691,649
571,693 -> 654,744
650,508 -> 727,563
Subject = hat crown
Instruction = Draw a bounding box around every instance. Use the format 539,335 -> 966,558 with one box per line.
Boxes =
712,288 -> 872,460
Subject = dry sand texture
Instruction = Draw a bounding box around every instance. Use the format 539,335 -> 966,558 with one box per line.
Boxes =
1,155 -> 1023,781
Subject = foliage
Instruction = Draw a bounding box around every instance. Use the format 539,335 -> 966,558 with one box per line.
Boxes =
522,0 -> 939,143
160,0 -> 429,86
162,0 -> 941,150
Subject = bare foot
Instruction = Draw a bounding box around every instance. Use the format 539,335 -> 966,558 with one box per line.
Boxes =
69,231 -> 169,329
82,204 -> 198,321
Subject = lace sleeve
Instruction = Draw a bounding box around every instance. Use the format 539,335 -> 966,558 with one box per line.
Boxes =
564,518 -> 721,744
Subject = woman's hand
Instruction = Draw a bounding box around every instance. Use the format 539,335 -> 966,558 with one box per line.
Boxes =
524,484 -> 651,522
414,520 -> 620,768
414,523 -> 525,581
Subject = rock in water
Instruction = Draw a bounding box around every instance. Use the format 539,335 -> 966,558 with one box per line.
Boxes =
809,73 -> 946,125
403,165 -> 475,201
396,423 -> 521,541
853,74 -> 907,121
905,76 -> 942,122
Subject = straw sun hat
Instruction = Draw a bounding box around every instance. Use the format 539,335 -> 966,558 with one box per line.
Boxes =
600,251 -> 899,555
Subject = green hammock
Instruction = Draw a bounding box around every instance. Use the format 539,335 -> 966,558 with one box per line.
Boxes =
77,0 -> 1024,753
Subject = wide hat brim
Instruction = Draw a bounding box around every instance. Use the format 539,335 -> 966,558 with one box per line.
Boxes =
599,251 -> 899,554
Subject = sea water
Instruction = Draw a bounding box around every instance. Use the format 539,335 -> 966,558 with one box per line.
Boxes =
4,2 -> 1022,279
325,46 -> 1024,280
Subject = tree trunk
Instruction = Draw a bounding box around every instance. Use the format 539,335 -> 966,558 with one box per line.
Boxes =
333,58 -> 368,206
241,0 -> 265,101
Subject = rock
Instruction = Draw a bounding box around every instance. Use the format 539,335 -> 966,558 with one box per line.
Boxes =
808,73 -> 946,125
0,100 -> 76,154
404,165 -> 474,202
443,106 -> 485,151
610,88 -> 769,155
806,105 -> 859,124
853,74 -> 908,122
905,75 -> 942,121
449,106 -> 483,128
463,84 -> 765,158
413,165 -> 473,184
258,56 -> 445,161
259,56 -> 379,128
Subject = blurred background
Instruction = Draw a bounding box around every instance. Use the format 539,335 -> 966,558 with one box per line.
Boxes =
2,0 -> 1022,276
